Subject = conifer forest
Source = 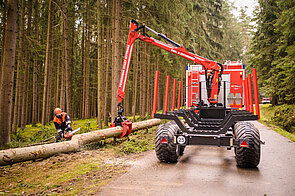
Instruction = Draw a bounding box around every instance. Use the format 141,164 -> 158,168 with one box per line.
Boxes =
0,0 -> 294,147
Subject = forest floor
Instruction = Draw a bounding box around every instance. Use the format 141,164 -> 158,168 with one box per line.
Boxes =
1,105 -> 294,195
0,124 -> 158,195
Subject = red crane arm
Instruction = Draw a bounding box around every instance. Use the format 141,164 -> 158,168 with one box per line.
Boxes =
117,20 -> 222,105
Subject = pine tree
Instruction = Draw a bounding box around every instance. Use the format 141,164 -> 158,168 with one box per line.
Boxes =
41,0 -> 52,128
0,0 -> 18,147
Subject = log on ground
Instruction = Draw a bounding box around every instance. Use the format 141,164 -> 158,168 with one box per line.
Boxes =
0,119 -> 161,166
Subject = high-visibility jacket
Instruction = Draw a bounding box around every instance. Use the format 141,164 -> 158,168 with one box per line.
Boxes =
53,112 -> 71,133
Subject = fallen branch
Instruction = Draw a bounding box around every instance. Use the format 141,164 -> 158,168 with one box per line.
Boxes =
22,136 -> 56,147
0,119 -> 161,166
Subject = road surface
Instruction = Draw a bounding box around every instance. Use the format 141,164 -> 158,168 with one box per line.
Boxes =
100,121 -> 295,196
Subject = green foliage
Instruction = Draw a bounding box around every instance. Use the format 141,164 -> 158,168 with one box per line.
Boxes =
9,125 -> 56,148
271,105 -> 295,133
30,128 -> 53,141
249,0 -> 295,104
10,130 -> 25,143
121,138 -> 152,154
260,104 -> 295,141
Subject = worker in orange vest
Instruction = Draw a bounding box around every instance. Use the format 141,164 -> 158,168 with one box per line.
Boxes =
53,108 -> 72,142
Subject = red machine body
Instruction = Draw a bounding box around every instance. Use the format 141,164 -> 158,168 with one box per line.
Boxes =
186,60 -> 245,109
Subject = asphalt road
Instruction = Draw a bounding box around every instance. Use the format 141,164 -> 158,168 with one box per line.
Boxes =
100,121 -> 295,196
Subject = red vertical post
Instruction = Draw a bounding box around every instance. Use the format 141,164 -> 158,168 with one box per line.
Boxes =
188,72 -> 192,107
172,79 -> 176,111
152,71 -> 159,118
244,77 -> 249,111
177,81 -> 182,110
242,79 -> 246,110
248,74 -> 254,114
164,75 -> 170,113
252,68 -> 260,119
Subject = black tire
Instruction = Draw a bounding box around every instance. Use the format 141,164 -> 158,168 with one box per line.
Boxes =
234,122 -> 260,168
178,145 -> 185,156
155,121 -> 184,163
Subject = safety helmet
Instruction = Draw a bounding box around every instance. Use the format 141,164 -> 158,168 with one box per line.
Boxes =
54,108 -> 62,117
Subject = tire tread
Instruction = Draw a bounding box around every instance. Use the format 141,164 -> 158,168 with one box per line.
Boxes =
155,121 -> 182,163
234,122 -> 260,168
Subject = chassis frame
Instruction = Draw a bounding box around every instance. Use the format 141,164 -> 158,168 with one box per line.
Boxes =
154,81 -> 258,149
154,107 -> 257,149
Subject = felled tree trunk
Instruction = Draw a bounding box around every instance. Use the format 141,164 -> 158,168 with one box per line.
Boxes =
0,119 -> 161,166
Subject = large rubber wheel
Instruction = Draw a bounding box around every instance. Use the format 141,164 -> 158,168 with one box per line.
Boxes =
155,121 -> 184,163
234,122 -> 260,168
178,145 -> 185,156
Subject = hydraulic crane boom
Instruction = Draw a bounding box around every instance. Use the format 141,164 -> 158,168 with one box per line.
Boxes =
111,19 -> 223,135
118,19 -> 223,105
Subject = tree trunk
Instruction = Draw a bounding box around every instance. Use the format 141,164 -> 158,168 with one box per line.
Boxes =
147,46 -> 151,116
81,19 -> 85,119
17,70 -> 23,126
55,47 -> 60,107
12,0 -> 24,133
132,46 -> 139,122
46,16 -> 53,123
24,0 -> 32,124
97,0 -> 102,128
84,11 -> 90,119
111,0 -> 121,122
62,0 -> 71,116
20,0 -> 28,129
0,0 -> 7,79
142,43 -> 147,116
103,0 -> 111,127
0,0 -> 18,147
59,43 -> 65,110
32,0 -> 38,125
124,82 -> 129,116
101,23 -> 106,123
41,0 -> 52,129
139,42 -> 143,116
93,82 -> 97,117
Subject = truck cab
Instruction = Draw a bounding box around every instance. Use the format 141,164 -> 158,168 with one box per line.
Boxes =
186,60 -> 245,109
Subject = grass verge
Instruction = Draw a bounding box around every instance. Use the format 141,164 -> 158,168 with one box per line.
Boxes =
259,104 -> 295,141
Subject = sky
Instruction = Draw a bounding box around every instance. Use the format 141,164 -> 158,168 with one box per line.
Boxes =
229,0 -> 259,18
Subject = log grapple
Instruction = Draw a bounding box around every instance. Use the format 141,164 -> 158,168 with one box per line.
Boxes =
110,103 -> 132,138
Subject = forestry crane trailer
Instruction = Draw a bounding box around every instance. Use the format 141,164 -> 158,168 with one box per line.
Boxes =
112,20 -> 261,168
